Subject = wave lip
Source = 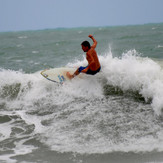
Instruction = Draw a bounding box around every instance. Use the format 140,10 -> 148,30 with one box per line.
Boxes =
100,49 -> 163,116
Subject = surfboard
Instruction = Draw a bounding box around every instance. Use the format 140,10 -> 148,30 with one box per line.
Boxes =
40,67 -> 77,83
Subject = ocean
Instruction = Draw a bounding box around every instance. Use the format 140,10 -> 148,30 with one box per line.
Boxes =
0,23 -> 163,163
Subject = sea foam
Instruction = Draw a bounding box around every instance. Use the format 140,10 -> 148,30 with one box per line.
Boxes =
67,49 -> 163,116
0,50 -> 163,155
0,49 -> 163,115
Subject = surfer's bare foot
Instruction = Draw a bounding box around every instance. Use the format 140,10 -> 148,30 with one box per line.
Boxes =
66,72 -> 73,79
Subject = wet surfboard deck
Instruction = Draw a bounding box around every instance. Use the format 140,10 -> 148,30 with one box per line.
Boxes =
41,67 -> 78,83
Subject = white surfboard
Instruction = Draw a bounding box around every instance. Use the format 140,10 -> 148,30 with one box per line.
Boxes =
41,67 -> 77,83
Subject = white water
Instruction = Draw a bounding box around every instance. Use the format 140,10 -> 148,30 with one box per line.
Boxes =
0,50 -> 163,160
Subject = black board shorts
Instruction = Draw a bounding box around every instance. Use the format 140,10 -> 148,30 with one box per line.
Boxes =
78,66 -> 101,75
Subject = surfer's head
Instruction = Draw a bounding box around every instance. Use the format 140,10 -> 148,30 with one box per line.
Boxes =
81,41 -> 90,52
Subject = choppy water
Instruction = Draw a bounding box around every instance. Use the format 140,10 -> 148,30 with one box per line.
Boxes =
0,23 -> 163,163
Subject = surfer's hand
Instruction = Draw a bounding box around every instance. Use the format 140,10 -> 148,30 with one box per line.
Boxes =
88,34 -> 93,38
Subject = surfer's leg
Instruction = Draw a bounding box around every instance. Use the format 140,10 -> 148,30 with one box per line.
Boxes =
66,66 -> 87,79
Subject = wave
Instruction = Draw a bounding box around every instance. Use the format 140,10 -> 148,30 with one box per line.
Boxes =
103,50 -> 163,115
68,49 -> 163,116
0,50 -> 163,155
1,50 -> 163,115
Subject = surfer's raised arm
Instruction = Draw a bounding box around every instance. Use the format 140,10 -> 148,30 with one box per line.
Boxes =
88,35 -> 97,49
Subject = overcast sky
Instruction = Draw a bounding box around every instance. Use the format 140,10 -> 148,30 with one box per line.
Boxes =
0,0 -> 163,32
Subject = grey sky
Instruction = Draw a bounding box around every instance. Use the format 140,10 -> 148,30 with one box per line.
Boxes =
0,0 -> 163,32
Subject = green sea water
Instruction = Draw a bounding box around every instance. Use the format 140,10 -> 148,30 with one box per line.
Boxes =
0,23 -> 163,163
0,23 -> 163,72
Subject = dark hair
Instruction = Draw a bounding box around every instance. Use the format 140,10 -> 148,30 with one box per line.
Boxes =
81,41 -> 90,49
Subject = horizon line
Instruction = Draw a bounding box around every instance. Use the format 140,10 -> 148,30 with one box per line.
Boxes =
1,22 -> 163,33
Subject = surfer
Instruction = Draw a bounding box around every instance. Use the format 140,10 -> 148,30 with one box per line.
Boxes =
66,35 -> 101,79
